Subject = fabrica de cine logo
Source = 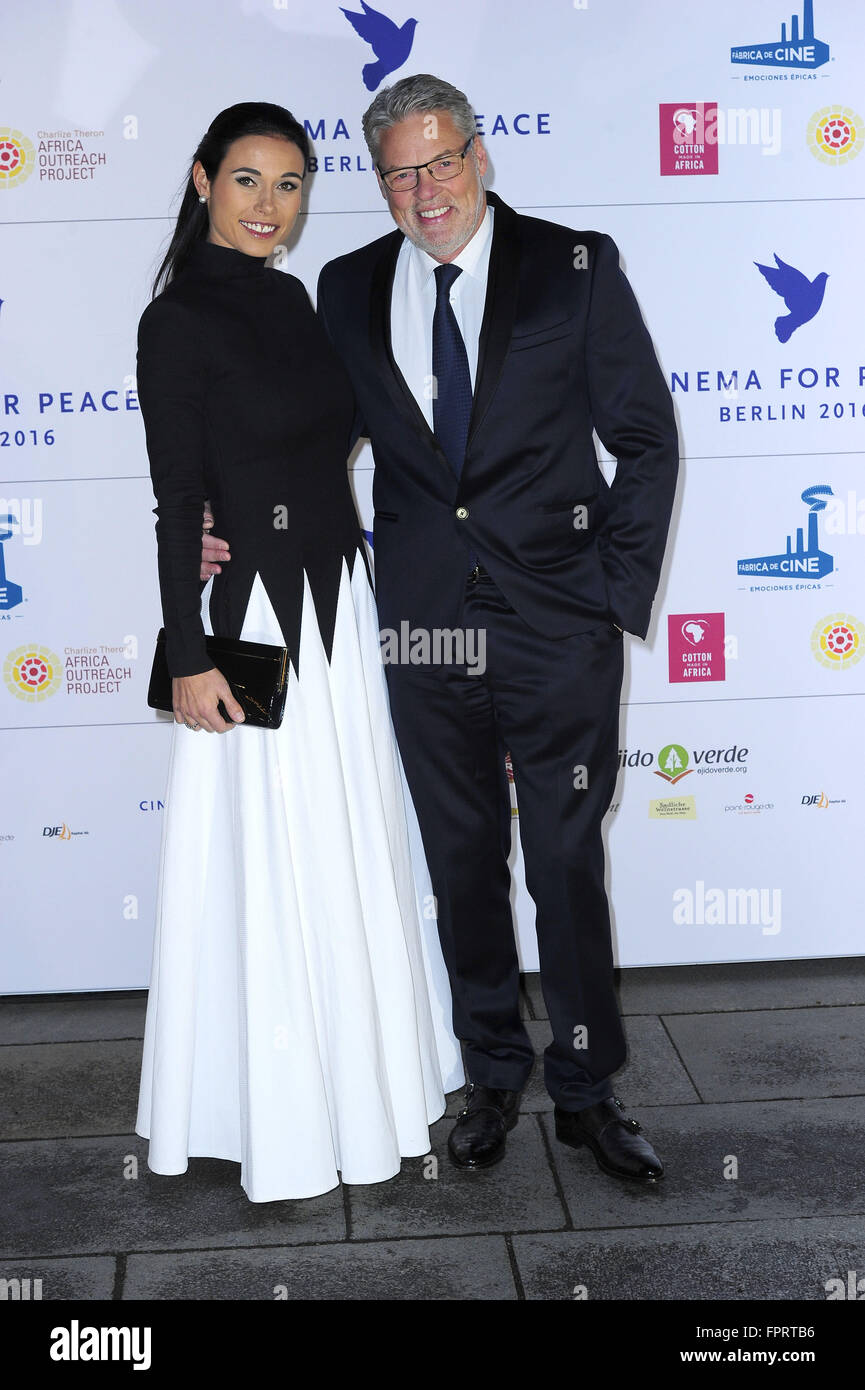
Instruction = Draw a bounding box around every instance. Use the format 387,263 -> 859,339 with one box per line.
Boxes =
731,1 -> 830,71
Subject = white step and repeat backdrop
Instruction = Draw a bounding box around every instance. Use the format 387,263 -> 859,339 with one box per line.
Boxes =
1,0 -> 863,990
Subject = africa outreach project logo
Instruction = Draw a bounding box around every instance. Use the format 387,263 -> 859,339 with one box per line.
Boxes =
0,128 -> 36,188
810,613 -> 862,669
341,3 -> 418,91
3,643 -> 62,701
807,107 -> 864,164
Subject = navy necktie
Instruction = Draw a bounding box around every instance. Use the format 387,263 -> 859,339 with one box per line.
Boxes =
432,263 -> 472,479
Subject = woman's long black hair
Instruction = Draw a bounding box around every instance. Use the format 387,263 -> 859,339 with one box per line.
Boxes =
151,102 -> 310,298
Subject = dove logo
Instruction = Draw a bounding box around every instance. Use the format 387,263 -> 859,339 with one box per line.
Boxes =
754,254 -> 828,342
738,483 -> 834,586
731,1 -> 830,71
341,3 -> 418,92
668,613 -> 726,684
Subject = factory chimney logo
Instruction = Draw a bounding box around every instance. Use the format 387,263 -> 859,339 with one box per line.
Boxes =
0,514 -> 24,610
738,484 -> 834,582
731,1 -> 830,70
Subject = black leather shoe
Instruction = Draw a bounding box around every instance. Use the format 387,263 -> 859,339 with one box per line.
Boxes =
554,1096 -> 664,1183
447,1083 -> 521,1169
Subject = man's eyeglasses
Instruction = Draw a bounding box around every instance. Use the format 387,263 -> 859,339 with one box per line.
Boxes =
378,137 -> 475,192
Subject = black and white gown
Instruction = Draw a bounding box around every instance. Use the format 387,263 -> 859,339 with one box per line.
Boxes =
135,238 -> 462,1202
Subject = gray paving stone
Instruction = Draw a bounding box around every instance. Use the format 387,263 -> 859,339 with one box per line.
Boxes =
543,1096 -> 865,1231
123,1235 -> 517,1300
521,1017 -> 700,1112
663,1006 -> 865,1102
518,982 -> 531,1020
0,1136 -> 345,1257
0,993 -> 146,1045
617,958 -> 865,1016
0,1257 -> 116,1300
0,1040 -> 141,1139
512,1216 -> 865,1300
347,1113 -> 566,1240
522,973 -> 548,1020
444,1017 -> 701,1117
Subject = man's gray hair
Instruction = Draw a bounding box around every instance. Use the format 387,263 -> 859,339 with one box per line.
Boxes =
362,73 -> 477,166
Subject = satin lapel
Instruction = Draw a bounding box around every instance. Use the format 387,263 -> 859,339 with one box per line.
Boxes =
368,231 -> 453,474
467,191 -> 520,447
368,230 -> 411,420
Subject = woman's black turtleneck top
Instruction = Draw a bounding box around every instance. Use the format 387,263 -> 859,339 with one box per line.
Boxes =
137,239 -> 363,678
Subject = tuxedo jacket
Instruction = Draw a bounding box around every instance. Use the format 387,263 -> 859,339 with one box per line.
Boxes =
316,190 -> 679,641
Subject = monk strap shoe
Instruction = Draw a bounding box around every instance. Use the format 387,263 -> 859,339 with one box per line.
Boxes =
447,1083 -> 521,1169
554,1096 -> 664,1183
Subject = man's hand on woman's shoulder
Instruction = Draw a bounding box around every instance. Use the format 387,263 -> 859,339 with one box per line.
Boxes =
201,500 -> 230,580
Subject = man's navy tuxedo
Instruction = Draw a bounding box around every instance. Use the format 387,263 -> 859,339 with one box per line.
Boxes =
317,191 -> 678,642
317,189 -> 679,1107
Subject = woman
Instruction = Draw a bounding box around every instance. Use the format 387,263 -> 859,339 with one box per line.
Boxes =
135,102 -> 462,1203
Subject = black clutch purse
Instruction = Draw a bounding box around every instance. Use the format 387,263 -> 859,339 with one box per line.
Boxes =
147,629 -> 289,729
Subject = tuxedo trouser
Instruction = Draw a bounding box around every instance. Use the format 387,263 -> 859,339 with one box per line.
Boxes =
384,569 -> 627,1110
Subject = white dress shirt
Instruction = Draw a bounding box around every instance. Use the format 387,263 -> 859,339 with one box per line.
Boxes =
390,204 -> 494,427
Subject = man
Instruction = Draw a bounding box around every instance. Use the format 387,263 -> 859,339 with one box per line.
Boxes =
202,74 -> 678,1181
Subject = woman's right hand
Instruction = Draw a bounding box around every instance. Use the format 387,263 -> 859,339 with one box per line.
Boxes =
172,668 -> 246,733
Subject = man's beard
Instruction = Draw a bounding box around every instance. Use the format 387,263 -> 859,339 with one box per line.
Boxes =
406,181 -> 485,259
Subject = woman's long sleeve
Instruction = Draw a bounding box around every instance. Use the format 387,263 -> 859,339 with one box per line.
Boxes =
137,297 -> 213,678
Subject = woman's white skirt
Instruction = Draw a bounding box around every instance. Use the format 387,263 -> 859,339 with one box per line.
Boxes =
136,557 -> 463,1202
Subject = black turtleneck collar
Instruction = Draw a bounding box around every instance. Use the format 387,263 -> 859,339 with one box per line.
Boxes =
184,238 -> 271,279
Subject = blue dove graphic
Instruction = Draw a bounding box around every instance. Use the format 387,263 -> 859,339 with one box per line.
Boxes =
341,2 -> 418,91
754,253 -> 828,344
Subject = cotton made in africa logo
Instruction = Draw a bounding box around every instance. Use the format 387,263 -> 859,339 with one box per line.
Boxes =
810,613 -> 862,669
0,128 -> 36,187
807,107 -> 863,165
4,643 -> 62,701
